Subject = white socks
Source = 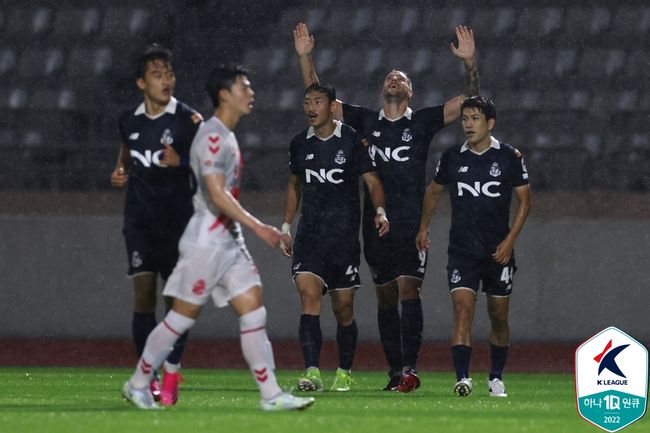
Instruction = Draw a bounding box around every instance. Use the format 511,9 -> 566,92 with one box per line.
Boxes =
130,310 -> 195,389
240,307 -> 281,400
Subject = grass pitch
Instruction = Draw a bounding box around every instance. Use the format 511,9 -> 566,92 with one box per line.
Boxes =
0,368 -> 647,433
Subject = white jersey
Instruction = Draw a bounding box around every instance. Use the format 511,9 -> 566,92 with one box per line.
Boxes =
182,115 -> 244,246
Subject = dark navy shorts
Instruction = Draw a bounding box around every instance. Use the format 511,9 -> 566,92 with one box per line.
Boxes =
291,233 -> 361,293
123,222 -> 185,281
446,249 -> 517,297
363,223 -> 427,286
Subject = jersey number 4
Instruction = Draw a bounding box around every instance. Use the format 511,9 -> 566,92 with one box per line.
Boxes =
500,266 -> 514,289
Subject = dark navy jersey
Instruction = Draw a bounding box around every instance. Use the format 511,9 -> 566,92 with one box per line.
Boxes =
434,137 -> 529,258
289,120 -> 375,238
343,103 -> 445,235
118,97 -> 202,228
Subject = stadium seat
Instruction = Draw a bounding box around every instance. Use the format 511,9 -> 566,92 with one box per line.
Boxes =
100,7 -> 150,44
415,7 -> 467,44
563,6 -> 611,37
52,8 -> 101,42
470,7 -> 516,38
16,48 -> 65,82
0,48 -> 17,80
576,48 -> 625,88
4,7 -> 53,44
516,7 -> 564,40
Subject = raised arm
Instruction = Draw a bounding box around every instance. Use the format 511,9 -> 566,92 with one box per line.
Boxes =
416,180 -> 445,252
361,171 -> 390,237
293,22 -> 344,120
294,23 -> 319,88
280,174 -> 303,256
492,184 -> 532,265
204,172 -> 288,249
443,25 -> 480,125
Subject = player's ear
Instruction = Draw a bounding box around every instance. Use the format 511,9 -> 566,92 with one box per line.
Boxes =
487,118 -> 496,131
136,77 -> 146,91
218,88 -> 231,105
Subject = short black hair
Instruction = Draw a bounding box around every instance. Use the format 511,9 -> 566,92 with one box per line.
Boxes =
461,95 -> 496,120
135,45 -> 172,79
304,82 -> 336,104
205,64 -> 250,108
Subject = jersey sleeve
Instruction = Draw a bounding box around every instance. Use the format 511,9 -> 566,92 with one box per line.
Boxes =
433,149 -> 450,185
414,105 -> 445,143
288,136 -> 301,175
342,103 -> 375,133
197,132 -> 231,176
355,133 -> 376,174
509,148 -> 530,187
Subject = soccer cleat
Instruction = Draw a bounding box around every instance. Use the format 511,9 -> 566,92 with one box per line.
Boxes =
297,367 -> 324,392
330,368 -> 353,392
397,367 -> 421,393
383,371 -> 401,391
160,369 -> 181,406
122,381 -> 161,410
454,377 -> 473,397
149,377 -> 161,402
488,378 -> 508,397
260,392 -> 315,411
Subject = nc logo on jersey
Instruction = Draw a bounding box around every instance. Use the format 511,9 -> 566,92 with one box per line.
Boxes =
160,128 -> 174,146
130,149 -> 166,168
489,162 -> 501,177
305,168 -> 344,184
401,128 -> 412,142
457,181 -> 501,198
370,145 -> 410,162
575,326 -> 648,432
335,149 -> 346,165
450,269 -> 461,284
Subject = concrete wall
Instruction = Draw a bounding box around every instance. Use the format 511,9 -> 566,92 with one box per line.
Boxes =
1,212 -> 648,343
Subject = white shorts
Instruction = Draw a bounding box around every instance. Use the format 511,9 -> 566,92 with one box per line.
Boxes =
163,239 -> 262,308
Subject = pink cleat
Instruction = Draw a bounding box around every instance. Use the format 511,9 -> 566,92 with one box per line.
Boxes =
160,369 -> 181,406
149,378 -> 161,402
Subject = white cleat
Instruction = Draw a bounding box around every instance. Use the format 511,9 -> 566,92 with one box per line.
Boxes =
260,392 -> 315,411
488,378 -> 508,397
454,377 -> 473,397
122,381 -> 161,410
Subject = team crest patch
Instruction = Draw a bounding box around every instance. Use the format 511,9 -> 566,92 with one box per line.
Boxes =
160,128 -> 174,146
372,130 -> 381,137
489,162 -> 501,177
192,279 -> 206,295
335,149 -> 346,165
401,128 -> 412,142
450,269 -> 461,284
131,251 -> 142,268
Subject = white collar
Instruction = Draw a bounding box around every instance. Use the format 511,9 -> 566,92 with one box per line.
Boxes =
378,106 -> 412,121
307,119 -> 342,141
461,136 -> 500,154
134,97 -> 178,119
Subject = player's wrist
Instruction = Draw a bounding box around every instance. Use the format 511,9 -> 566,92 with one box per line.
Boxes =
281,222 -> 291,234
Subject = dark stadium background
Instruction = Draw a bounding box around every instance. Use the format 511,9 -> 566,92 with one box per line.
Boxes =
0,0 -> 648,371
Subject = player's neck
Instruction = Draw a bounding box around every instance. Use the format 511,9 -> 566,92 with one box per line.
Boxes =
382,100 -> 408,120
468,136 -> 492,153
143,98 -> 168,117
313,120 -> 336,138
214,107 -> 241,131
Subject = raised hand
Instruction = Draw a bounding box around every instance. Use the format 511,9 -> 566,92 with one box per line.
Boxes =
293,22 -> 314,57
449,25 -> 475,64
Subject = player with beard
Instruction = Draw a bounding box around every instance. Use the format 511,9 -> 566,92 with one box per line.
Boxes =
293,23 -> 480,392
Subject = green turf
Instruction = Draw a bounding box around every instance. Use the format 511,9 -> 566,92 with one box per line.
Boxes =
0,368 -> 647,433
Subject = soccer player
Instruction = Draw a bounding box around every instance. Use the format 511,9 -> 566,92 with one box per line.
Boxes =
121,64 -> 315,411
293,23 -> 480,392
110,46 -> 202,405
416,96 -> 532,397
281,83 -> 389,392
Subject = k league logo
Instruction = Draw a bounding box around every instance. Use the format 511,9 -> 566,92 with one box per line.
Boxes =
575,327 -> 648,432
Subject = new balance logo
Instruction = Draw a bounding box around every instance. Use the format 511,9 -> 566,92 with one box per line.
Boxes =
129,132 -> 139,140
458,166 -> 468,172
306,154 -> 314,160
457,181 -> 501,197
